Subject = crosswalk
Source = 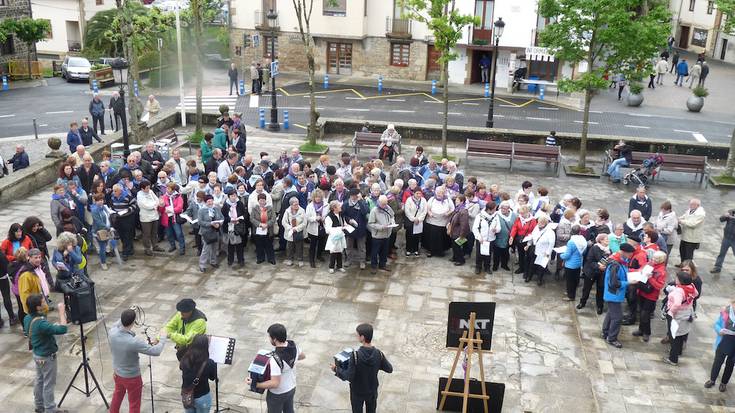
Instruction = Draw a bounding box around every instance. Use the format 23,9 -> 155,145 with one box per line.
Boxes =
176,95 -> 238,111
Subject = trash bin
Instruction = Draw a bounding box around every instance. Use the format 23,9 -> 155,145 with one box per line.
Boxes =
527,76 -> 539,94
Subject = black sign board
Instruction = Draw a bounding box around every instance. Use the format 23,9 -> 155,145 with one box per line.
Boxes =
436,377 -> 505,412
446,302 -> 496,351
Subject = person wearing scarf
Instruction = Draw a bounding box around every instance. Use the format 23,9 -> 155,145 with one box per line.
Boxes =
706,300 -> 735,392
421,178 -> 436,201
554,209 -> 575,278
324,200 -> 348,273
472,201 -> 499,276
404,190 -> 428,257
664,271 -> 700,365
328,179 -> 348,203
624,210 -> 646,241
386,185 -> 404,259
493,201 -> 516,271
509,205 -> 537,276
367,195 -> 396,273
160,182 -> 186,255
424,186 -> 454,258
463,190 -> 482,257
282,197 -> 307,267
109,184 -> 137,259
526,214 -> 556,285
186,191 -> 206,256
249,193 -> 276,265
305,189 -> 329,268
578,234 -> 610,314
560,225 -> 587,301
222,189 -> 247,266
447,195 -> 470,266
197,194 -> 224,272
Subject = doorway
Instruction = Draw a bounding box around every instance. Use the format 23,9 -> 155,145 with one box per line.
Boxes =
470,50 -> 492,84
679,26 -> 690,49
426,44 -> 441,80
721,38 -> 728,60
327,42 -> 352,75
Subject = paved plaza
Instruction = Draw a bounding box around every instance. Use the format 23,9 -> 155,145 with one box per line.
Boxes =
0,134 -> 734,413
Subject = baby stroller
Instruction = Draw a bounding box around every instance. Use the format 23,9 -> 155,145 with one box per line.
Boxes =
623,154 -> 663,187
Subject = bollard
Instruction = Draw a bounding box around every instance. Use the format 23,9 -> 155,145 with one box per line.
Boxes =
539,85 -> 545,101
239,79 -> 245,96
259,108 -> 265,128
33,118 -> 38,140
484,83 -> 489,98
431,79 -> 437,95
378,75 -> 383,94
323,74 -> 329,89
133,80 -> 139,97
92,79 -> 99,94
2,75 -> 8,91
284,110 -> 289,130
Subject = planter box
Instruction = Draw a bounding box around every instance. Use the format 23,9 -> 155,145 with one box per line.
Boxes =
89,67 -> 114,89
709,176 -> 735,188
563,164 -> 601,178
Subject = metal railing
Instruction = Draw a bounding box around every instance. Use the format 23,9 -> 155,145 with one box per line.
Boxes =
67,40 -> 82,52
386,17 -> 412,36
254,10 -> 279,29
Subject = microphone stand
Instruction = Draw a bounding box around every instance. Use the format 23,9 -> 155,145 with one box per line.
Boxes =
143,325 -> 155,413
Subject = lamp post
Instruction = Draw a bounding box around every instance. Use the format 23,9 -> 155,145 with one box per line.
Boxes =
486,17 -> 505,128
111,58 -> 130,156
266,9 -> 280,131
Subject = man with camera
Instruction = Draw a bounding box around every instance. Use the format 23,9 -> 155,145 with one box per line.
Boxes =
711,209 -> 735,276
23,293 -> 69,413
332,323 -> 393,413
108,309 -> 166,413
165,299 -> 207,360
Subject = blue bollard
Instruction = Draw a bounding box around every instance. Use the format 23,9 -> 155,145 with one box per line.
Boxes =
284,110 -> 289,130
540,85 -> 545,101
323,74 -> 329,89
92,79 -> 99,94
431,79 -> 437,95
2,75 -> 8,91
239,79 -> 245,95
259,108 -> 265,128
378,75 -> 383,94
133,80 -> 139,97
484,83 -> 489,98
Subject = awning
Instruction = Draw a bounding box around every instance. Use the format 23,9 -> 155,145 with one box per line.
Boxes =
525,46 -> 555,62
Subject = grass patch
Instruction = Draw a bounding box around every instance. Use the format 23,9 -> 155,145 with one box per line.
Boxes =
568,165 -> 595,174
299,142 -> 328,153
188,131 -> 204,144
42,67 -> 53,78
713,174 -> 735,185
431,154 -> 457,162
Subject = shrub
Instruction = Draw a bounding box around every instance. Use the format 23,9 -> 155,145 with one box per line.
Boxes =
692,86 -> 709,98
628,82 -> 643,95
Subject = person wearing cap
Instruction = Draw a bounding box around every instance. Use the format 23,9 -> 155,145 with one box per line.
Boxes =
601,243 -> 640,348
197,194 -> 224,272
619,234 -> 649,326
378,124 -> 400,163
343,188 -> 369,269
165,298 -> 207,360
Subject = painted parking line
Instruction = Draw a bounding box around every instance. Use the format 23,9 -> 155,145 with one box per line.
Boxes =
578,110 -> 603,114
525,116 -> 552,121
386,98 -> 406,102
0,114 -> 15,118
673,129 -> 699,134
46,110 -> 74,114
424,100 -> 441,103
499,104 -> 516,108
628,113 -> 653,117
461,102 -> 480,106
438,112 -> 463,115
573,120 -> 599,125
39,124 -> 48,127
305,95 -> 327,99
693,133 -> 707,142
391,110 -> 415,113
345,97 -> 363,100
624,124 -> 650,129
346,108 -> 370,112
538,107 -> 559,111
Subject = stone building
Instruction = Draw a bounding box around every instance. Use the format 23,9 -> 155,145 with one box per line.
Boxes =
0,0 -> 33,73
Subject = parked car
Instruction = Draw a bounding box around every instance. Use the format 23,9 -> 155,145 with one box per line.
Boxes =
98,57 -> 128,66
61,57 -> 91,82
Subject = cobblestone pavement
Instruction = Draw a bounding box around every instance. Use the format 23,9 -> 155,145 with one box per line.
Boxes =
0,134 -> 734,413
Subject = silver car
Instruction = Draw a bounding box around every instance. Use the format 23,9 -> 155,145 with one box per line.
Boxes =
61,56 -> 91,82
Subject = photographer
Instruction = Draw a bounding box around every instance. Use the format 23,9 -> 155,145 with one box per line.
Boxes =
711,209 -> 735,275
109,309 -> 166,413
332,323 -> 393,413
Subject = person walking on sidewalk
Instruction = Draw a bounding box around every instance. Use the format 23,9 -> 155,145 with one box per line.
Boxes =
479,54 -> 491,84
675,59 -> 689,86
249,62 -> 259,95
656,58 -> 668,85
700,61 -> 710,87
257,63 -> 264,94
711,209 -> 735,275
228,63 -> 239,96
109,91 -> 126,132
670,51 -> 680,73
617,75 -> 627,100
688,61 -> 702,88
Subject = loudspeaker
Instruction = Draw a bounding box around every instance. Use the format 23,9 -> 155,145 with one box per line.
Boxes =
60,276 -> 97,325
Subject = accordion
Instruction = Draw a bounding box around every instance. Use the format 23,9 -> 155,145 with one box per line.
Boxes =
248,350 -> 280,394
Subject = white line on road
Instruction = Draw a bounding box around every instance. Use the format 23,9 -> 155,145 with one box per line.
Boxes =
391,110 -> 415,113
525,116 -> 552,121
538,107 -> 559,111
461,102 -> 480,106
424,100 -> 441,103
0,114 -> 15,118
386,98 -> 406,102
249,95 -> 259,108
573,120 -> 599,125
39,124 -> 48,127
494,115 -> 505,118
260,107 -> 310,110
693,133 -> 707,142
499,104 -> 516,108
345,97 -> 363,100
346,108 -> 370,112
673,129 -> 699,134
624,124 -> 650,129
628,113 -> 653,117
46,110 -> 73,114
305,95 -> 326,99
438,112 -> 463,115
578,110 -> 603,114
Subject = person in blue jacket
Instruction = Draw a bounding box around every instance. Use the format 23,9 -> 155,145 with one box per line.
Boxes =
675,59 -> 689,86
560,225 -> 587,301
602,244 -> 639,348
66,121 -> 82,154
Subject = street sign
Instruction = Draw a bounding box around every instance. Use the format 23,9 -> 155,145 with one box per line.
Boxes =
253,34 -> 260,48
270,60 -> 279,77
157,38 -> 163,51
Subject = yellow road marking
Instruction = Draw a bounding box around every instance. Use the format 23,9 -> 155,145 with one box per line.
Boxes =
293,123 -> 308,130
278,87 -> 534,106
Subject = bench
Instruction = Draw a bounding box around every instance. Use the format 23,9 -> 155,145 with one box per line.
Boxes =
466,140 -> 561,176
514,79 -> 560,98
152,128 -> 189,159
352,131 -> 402,156
604,150 -> 710,184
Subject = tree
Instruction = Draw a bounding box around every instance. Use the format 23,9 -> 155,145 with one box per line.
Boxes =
85,9 -> 123,56
539,0 -> 669,171
714,0 -> 735,176
402,0 -> 478,158
3,18 -> 50,79
190,0 -> 205,136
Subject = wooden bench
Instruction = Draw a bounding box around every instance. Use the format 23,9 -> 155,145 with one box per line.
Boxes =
352,131 -> 402,156
604,150 -> 710,184
466,140 -> 561,176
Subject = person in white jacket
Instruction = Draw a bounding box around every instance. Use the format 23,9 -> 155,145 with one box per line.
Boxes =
655,58 -> 668,85
527,214 -> 556,286
305,189 -> 329,268
324,200 -> 347,273
136,180 -> 162,256
472,201 -> 499,275
281,197 -> 307,267
403,190 -> 428,256
654,200 -> 679,252
424,186 -> 454,257
678,198 -> 706,264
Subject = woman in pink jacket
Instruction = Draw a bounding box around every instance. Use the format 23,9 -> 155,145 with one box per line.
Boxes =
159,182 -> 186,255
663,271 -> 699,366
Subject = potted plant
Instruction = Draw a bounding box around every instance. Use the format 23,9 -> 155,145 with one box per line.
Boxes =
687,86 -> 708,112
626,82 -> 644,107
89,63 -> 113,89
219,104 -> 230,116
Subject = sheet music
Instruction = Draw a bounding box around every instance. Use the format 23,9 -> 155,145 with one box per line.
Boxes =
209,335 -> 236,364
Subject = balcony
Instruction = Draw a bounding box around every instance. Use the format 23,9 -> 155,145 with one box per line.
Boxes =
67,40 -> 82,52
472,28 -> 492,45
254,10 -> 279,31
386,17 -> 412,39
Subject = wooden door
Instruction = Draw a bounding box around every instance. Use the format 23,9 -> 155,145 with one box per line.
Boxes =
427,45 -> 441,80
327,43 -> 352,75
679,26 -> 690,49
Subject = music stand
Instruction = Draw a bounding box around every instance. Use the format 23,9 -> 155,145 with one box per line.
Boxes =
209,335 -> 236,413
59,323 -> 109,409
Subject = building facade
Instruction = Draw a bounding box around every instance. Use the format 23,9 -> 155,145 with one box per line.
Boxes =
670,0 -> 719,54
0,0 -> 33,72
32,0 -> 116,59
230,0 -> 554,87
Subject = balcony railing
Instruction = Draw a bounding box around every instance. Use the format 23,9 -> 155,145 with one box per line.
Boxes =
472,28 -> 493,45
386,17 -> 412,38
67,40 -> 82,52
254,10 -> 279,30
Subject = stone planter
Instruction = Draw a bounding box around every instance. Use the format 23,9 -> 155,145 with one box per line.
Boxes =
45,137 -> 65,159
686,96 -> 704,112
626,93 -> 644,107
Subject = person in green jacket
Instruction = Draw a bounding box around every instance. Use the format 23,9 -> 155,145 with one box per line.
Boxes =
23,294 -> 68,413
200,133 -> 214,164
165,298 -> 207,360
608,223 -> 628,253
213,127 -> 228,152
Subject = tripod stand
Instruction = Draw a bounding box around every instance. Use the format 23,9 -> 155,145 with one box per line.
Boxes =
59,323 -> 109,408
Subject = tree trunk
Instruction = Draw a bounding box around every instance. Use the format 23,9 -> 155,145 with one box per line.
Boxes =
193,0 -> 203,135
441,59 -> 449,158
126,35 -> 143,138
725,125 -> 735,177
27,49 -> 33,80
307,50 -> 317,145
578,88 -> 592,169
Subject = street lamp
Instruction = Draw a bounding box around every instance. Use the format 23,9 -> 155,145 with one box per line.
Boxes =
111,58 -> 130,156
266,9 -> 280,131
486,17 -> 505,128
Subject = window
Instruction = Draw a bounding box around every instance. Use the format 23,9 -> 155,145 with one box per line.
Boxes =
689,0 -> 695,11
327,42 -> 352,74
324,0 -> 347,16
707,0 -> 714,14
0,36 -> 14,55
263,35 -> 279,58
390,43 -> 410,66
475,0 -> 493,30
96,0 -> 104,5
41,19 -> 52,39
0,0 -> 7,6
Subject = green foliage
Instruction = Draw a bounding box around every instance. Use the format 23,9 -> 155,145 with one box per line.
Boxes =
629,82 -> 644,94
42,67 -> 53,78
85,9 -> 120,56
692,86 -> 709,97
299,143 -> 329,153
188,131 -> 204,144
90,63 -> 110,70
3,18 -> 51,45
715,0 -> 735,34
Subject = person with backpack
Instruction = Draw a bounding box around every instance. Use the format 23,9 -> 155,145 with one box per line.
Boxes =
601,244 -> 640,348
332,323 -> 394,413
246,323 -> 306,413
663,271 -> 699,366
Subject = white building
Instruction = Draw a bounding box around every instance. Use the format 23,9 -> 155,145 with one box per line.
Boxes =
32,0 -> 116,59
231,0 -> 554,87
670,0 -> 720,53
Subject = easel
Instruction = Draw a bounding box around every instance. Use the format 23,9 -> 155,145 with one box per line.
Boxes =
439,312 -> 489,413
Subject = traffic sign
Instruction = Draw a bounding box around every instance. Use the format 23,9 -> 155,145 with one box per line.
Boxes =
270,60 -> 279,77
253,34 -> 260,47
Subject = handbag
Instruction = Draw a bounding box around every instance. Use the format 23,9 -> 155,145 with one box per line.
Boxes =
202,229 -> 219,245
181,360 -> 208,409
175,214 -> 187,225
96,229 -> 111,241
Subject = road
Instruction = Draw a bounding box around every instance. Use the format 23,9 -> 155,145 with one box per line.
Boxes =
1,79 -> 733,145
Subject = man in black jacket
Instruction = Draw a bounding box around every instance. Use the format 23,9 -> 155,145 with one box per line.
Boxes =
228,63 -> 239,96
711,209 -> 735,275
333,323 -> 393,413
79,118 -> 102,146
109,91 -> 126,132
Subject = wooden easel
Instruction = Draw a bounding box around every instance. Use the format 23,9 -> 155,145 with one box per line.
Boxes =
438,312 -> 490,413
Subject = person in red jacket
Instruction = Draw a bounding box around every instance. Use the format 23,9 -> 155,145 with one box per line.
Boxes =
158,182 -> 186,255
632,250 -> 668,342
509,205 -> 537,276
0,223 -> 34,262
